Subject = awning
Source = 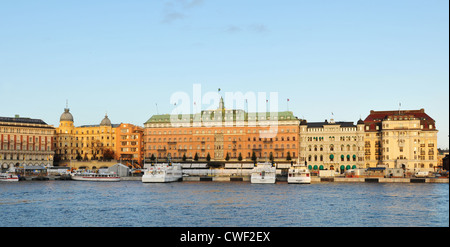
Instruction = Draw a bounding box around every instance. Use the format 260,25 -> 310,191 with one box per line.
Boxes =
313,165 -> 318,170
346,165 -> 351,170
341,155 -> 344,159
352,165 -> 357,169
340,165 -> 345,170
347,155 -> 350,159
319,165 -> 324,170
353,154 -> 356,159
308,165 -> 312,170
330,154 -> 334,159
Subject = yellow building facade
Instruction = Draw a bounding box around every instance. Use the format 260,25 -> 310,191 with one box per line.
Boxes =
54,107 -> 118,163
363,109 -> 438,172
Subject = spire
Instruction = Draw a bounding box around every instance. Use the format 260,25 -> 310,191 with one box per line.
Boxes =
219,96 -> 225,110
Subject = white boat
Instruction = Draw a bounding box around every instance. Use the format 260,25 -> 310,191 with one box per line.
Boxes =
70,171 -> 120,182
0,173 -> 19,182
251,163 -> 276,184
288,165 -> 311,184
142,163 -> 183,183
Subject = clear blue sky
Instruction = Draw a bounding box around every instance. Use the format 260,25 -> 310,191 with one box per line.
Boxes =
0,0 -> 448,148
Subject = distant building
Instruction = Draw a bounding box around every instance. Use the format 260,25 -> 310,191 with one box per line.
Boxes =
115,123 -> 144,167
107,163 -> 130,177
298,118 -> 365,173
363,109 -> 438,172
54,107 -> 118,163
0,115 -> 55,170
437,148 -> 449,170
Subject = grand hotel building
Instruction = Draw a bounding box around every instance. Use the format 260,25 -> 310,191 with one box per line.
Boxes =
144,98 -> 300,163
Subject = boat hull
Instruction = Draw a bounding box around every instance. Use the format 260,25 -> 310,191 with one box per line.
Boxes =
70,175 -> 120,182
287,177 -> 311,184
251,175 -> 276,184
0,177 -> 19,182
142,175 -> 181,183
0,173 -> 19,182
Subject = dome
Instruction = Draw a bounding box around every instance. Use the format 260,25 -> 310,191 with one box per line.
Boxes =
357,119 -> 364,125
100,114 -> 112,126
60,108 -> 74,122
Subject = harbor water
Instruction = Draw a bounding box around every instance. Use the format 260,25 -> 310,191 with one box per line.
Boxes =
0,181 -> 448,227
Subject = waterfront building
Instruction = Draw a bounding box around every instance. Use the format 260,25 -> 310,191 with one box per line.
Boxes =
363,109 -> 438,172
437,148 -> 449,170
115,123 -> 144,167
0,115 -> 55,170
144,98 -> 300,163
298,118 -> 365,173
54,107 -> 119,164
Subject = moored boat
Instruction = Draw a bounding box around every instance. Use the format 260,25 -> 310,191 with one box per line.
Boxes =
0,173 -> 19,182
251,163 -> 276,184
70,171 -> 120,182
288,165 -> 311,184
142,163 -> 182,183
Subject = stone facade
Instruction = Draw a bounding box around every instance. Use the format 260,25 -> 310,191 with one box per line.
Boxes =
0,115 -> 55,170
363,109 -> 438,172
299,118 -> 365,173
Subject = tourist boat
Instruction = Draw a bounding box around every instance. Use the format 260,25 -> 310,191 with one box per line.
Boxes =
288,165 -> 311,184
0,173 -> 19,182
251,163 -> 276,184
142,163 -> 183,183
70,171 -> 120,182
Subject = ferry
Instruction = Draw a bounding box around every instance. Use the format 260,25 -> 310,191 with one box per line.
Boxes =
251,162 -> 276,184
0,173 -> 19,182
287,165 -> 311,184
142,163 -> 183,183
70,171 -> 120,182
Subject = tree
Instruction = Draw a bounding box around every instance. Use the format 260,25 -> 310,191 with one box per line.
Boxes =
103,149 -> 115,161
238,152 -> 243,161
225,152 -> 230,161
206,153 -> 211,162
182,153 -> 187,162
194,152 -> 199,161
269,152 -> 274,162
286,151 -> 292,161
76,152 -> 82,161
150,153 -> 156,161
251,151 -> 257,163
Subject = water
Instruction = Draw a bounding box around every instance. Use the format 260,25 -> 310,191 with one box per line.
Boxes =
0,181 -> 448,227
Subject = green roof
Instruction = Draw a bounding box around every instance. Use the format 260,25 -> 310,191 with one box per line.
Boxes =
144,110 -> 298,125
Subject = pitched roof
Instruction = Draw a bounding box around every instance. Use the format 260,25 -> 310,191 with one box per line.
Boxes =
0,116 -> 48,126
363,109 -> 436,131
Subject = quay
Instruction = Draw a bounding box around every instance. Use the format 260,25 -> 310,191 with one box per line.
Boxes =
180,176 -> 448,183
16,174 -> 448,183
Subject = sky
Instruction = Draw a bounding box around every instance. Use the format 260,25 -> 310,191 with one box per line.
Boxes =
0,0 -> 448,148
